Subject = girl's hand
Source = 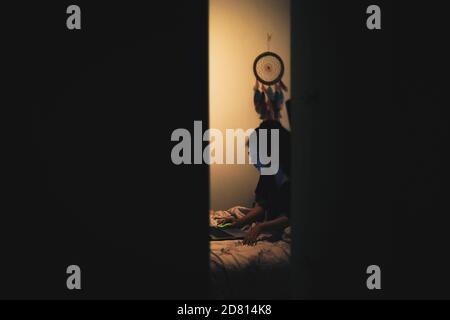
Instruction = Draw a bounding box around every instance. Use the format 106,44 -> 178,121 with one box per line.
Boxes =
243,225 -> 262,246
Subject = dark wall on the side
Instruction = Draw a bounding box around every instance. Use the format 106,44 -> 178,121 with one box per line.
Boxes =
3,1 -> 209,299
291,0 -> 449,299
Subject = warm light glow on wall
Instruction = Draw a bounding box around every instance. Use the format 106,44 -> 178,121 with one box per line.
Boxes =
209,0 -> 291,210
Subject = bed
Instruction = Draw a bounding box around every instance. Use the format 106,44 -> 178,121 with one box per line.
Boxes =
210,207 -> 291,299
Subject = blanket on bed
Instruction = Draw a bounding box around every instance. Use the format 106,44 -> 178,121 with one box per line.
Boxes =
209,206 -> 291,299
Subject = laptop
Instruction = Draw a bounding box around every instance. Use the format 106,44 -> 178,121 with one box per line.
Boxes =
210,226 -> 247,241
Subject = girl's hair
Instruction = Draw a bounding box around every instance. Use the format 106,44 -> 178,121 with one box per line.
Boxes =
247,119 -> 291,177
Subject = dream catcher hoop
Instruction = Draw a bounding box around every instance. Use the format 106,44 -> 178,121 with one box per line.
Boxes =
253,51 -> 285,86
253,34 -> 285,86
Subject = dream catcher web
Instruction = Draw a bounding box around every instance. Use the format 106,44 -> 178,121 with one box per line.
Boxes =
253,52 -> 285,86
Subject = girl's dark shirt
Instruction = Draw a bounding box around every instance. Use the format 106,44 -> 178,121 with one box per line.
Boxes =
253,120 -> 291,220
255,175 -> 290,221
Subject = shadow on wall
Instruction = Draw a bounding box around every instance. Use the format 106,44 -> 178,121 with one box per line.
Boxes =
209,0 -> 291,210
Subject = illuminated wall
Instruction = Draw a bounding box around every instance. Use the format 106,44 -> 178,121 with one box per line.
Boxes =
209,0 -> 291,210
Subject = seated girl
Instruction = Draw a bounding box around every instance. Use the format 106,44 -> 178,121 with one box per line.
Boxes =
220,80 -> 291,246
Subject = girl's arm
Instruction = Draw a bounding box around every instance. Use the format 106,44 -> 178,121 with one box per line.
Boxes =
218,205 -> 265,228
233,204 -> 265,228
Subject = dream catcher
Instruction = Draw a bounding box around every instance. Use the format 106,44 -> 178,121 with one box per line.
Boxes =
253,34 -> 288,120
